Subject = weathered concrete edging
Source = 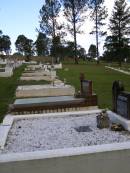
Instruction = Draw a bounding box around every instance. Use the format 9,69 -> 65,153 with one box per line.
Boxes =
107,111 -> 130,131
0,110 -> 102,149
0,116 -> 14,149
105,66 -> 130,75
0,141 -> 130,163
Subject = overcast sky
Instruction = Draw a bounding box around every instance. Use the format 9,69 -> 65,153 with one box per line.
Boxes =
0,0 -> 130,55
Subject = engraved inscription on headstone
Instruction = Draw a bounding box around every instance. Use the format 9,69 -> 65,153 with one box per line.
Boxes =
116,92 -> 130,120
117,95 -> 128,119
112,80 -> 124,112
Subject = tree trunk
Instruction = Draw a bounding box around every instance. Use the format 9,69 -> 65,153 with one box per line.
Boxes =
118,18 -> 122,67
72,0 -> 78,64
52,2 -> 56,65
95,3 -> 99,64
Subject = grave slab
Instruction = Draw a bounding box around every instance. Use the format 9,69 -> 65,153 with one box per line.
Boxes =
16,84 -> 75,98
20,76 -> 55,81
1,110 -> 130,154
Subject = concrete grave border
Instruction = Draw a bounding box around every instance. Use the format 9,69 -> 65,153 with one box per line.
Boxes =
1,110 -> 130,173
0,110 -> 101,150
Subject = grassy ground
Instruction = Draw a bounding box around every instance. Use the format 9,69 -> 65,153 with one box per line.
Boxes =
57,62 -> 130,109
0,65 -> 51,122
0,65 -> 26,122
18,80 -> 50,85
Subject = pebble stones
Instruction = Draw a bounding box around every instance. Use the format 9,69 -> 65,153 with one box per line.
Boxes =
2,114 -> 130,154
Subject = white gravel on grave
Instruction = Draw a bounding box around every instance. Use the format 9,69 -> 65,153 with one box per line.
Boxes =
2,114 -> 130,154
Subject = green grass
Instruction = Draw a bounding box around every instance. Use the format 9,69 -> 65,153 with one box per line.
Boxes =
0,65 -> 26,122
18,80 -> 50,85
57,62 -> 130,109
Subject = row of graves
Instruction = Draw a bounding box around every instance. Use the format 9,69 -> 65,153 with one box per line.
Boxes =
1,64 -> 130,173
0,58 -> 23,77
9,66 -> 98,114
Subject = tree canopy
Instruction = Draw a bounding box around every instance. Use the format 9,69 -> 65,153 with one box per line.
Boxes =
15,35 -> 34,58
104,0 -> 130,64
39,0 -> 61,37
35,32 -> 49,56
63,0 -> 88,64
0,31 -> 11,55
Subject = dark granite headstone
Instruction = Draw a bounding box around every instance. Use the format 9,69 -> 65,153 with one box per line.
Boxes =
117,92 -> 130,119
112,80 -> 124,112
80,73 -> 92,97
82,80 -> 92,96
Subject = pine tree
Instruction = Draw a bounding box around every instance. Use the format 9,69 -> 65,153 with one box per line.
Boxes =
39,0 -> 61,38
89,0 -> 108,63
105,0 -> 130,65
63,0 -> 87,64
35,32 -> 49,56
88,44 -> 96,59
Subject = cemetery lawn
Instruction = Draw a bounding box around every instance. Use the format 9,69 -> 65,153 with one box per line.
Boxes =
0,65 -> 26,122
57,63 -> 130,109
18,80 -> 50,85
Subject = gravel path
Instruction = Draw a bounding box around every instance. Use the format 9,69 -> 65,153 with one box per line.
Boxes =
2,114 -> 130,153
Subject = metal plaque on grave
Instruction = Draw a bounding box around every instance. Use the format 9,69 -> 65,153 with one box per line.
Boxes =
117,92 -> 130,120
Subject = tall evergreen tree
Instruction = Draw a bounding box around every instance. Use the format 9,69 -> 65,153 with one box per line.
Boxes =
105,0 -> 130,65
35,32 -> 49,56
39,0 -> 61,38
63,0 -> 88,64
89,0 -> 108,63
88,44 -> 96,59
0,32 -> 11,55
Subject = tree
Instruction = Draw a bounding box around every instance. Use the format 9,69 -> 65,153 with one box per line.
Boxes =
63,0 -> 87,64
39,0 -> 61,38
105,0 -> 130,65
24,39 -> 34,58
50,35 -> 62,62
0,32 -> 11,55
15,35 -> 34,59
88,44 -> 96,59
15,35 -> 27,55
88,0 -> 108,63
35,32 -> 49,56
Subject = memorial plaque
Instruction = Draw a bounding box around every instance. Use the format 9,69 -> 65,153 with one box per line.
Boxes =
117,92 -> 130,120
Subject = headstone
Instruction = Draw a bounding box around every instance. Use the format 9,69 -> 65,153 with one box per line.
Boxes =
80,73 -> 92,97
82,80 -> 92,96
112,80 -> 124,112
117,92 -> 130,119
